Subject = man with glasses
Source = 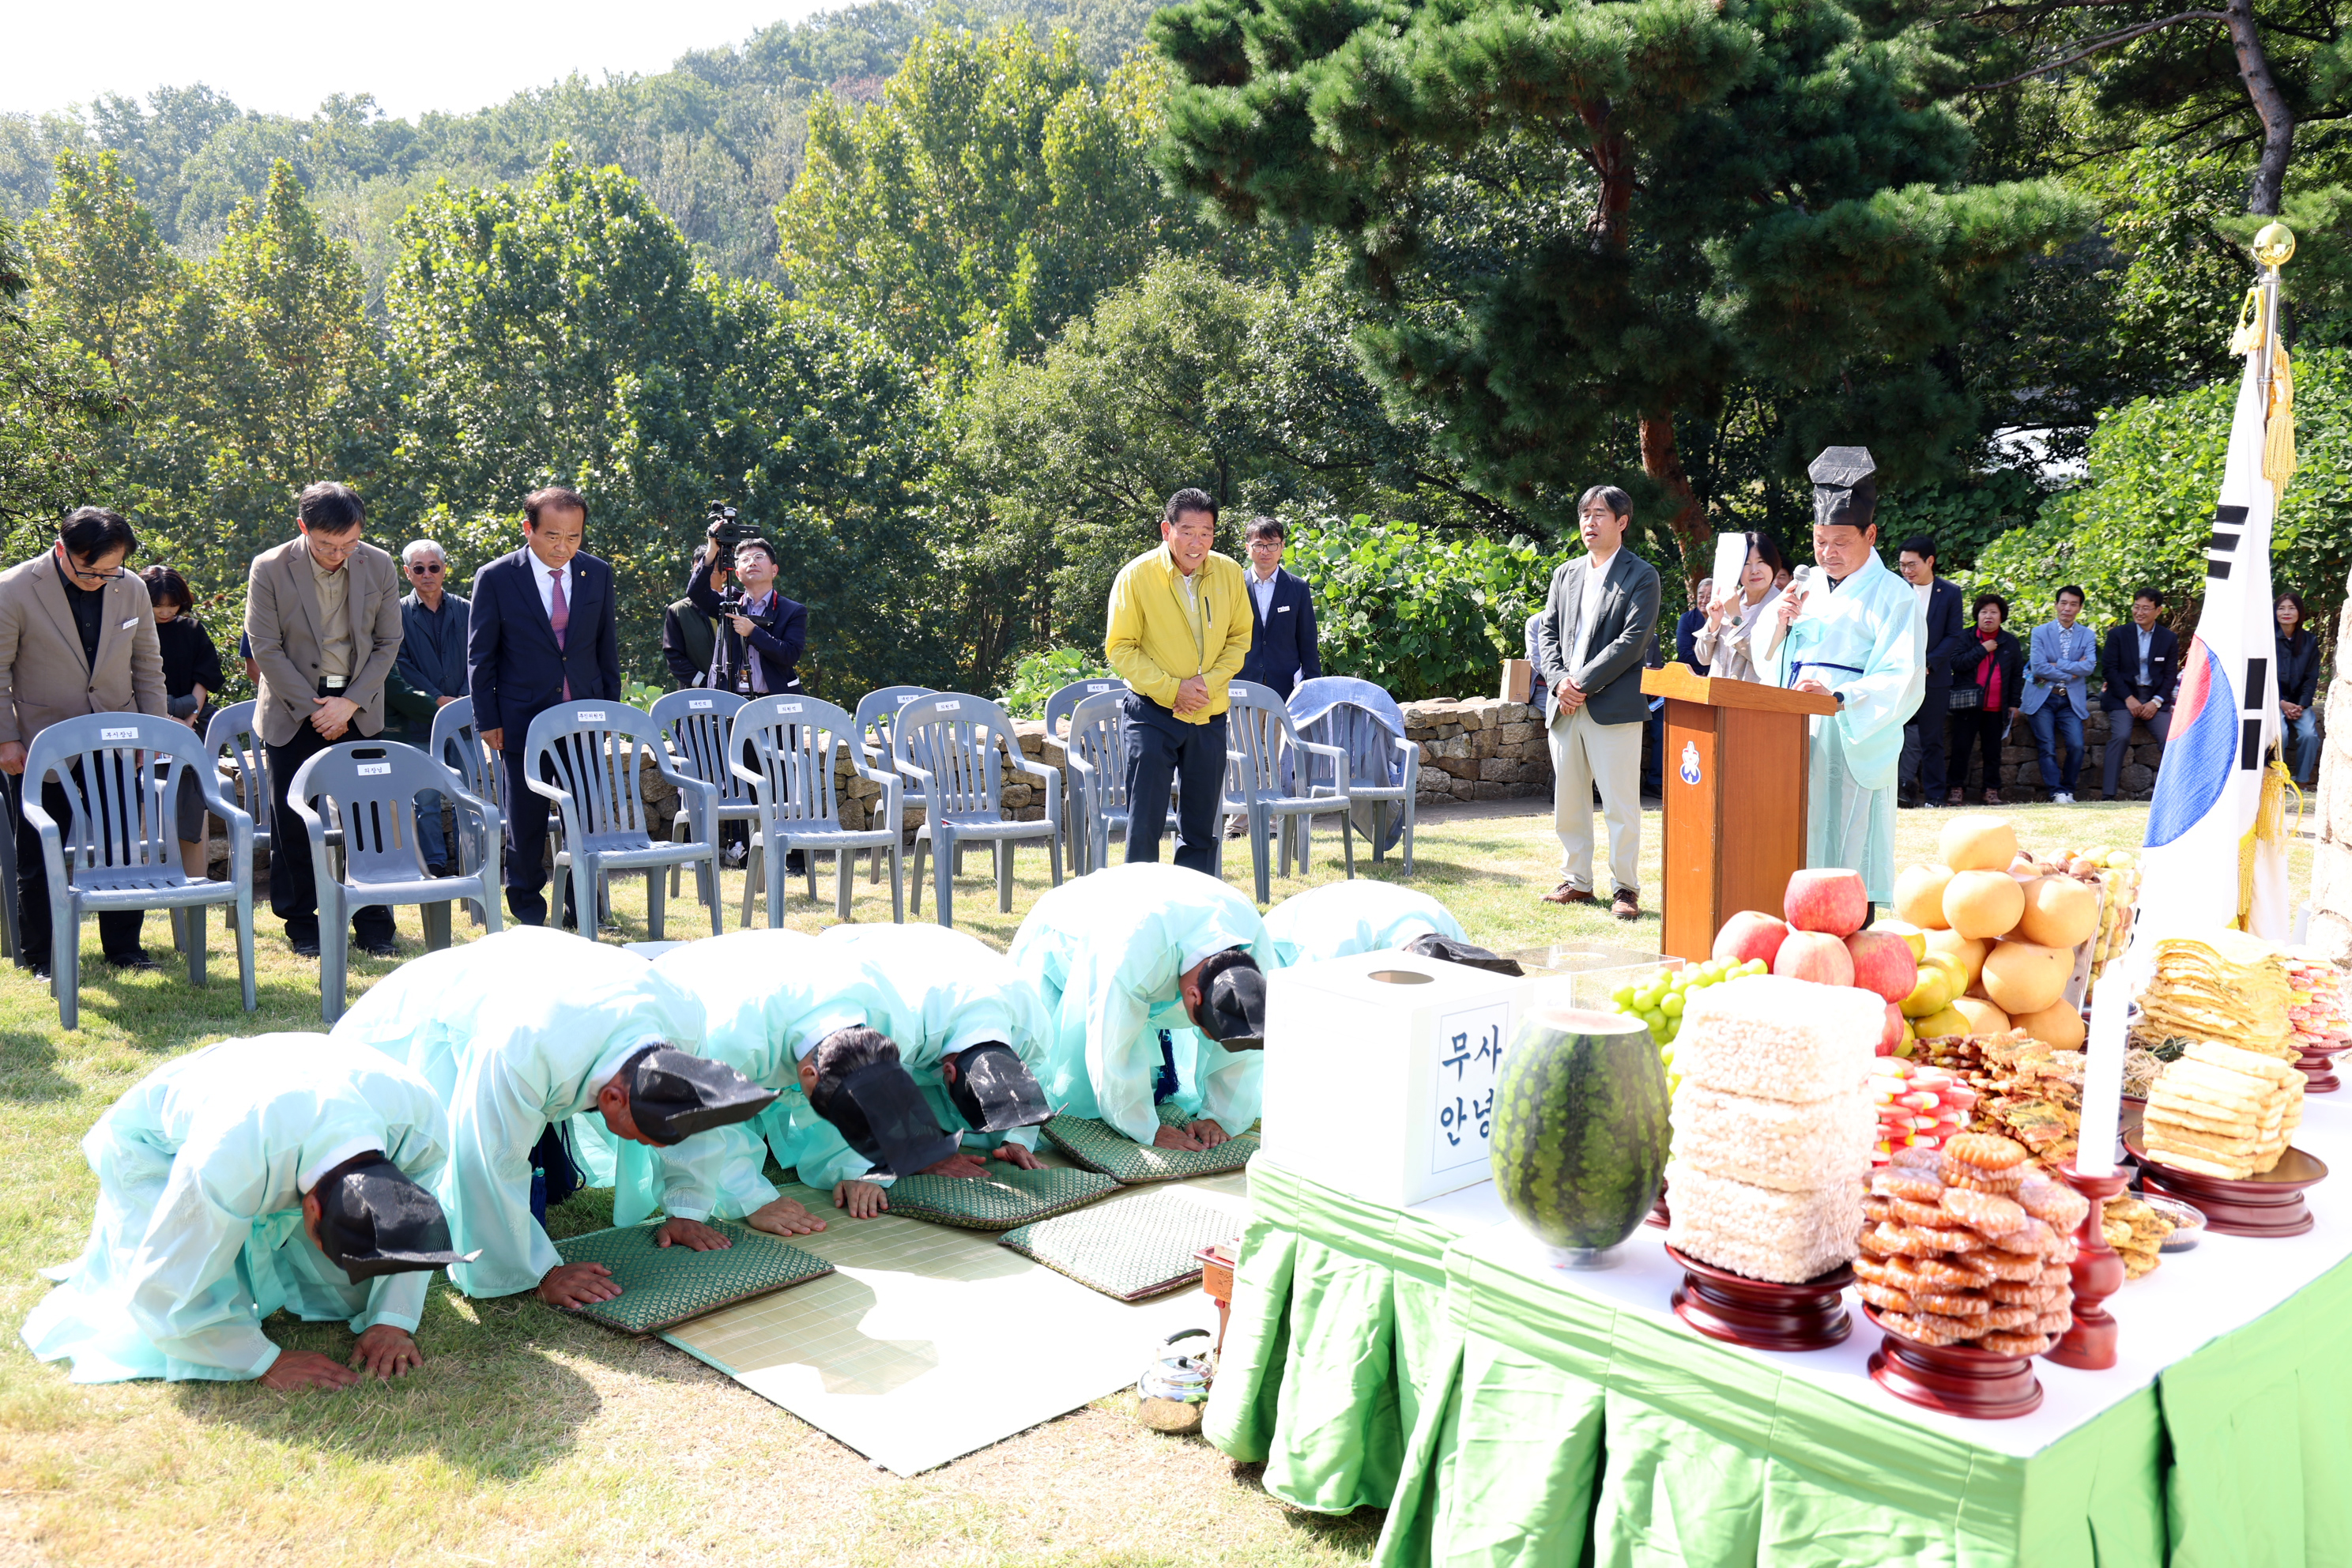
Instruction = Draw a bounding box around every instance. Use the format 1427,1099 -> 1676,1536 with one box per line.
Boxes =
0,507 -> 168,978
245,482 -> 405,959
386,541 -> 469,875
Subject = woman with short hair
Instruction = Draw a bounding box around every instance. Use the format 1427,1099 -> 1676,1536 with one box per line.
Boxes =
1948,594 -> 2022,805
1691,531 -> 1786,684
2276,592 -> 2322,787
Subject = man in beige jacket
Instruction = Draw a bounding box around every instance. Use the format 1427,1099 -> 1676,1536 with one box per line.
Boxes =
245,482 -> 405,958
0,507 -> 168,977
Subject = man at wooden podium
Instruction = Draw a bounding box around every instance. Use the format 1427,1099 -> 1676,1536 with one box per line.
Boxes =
1758,448 -> 1924,910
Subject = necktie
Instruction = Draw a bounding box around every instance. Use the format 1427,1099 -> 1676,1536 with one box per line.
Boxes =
549,567 -> 571,701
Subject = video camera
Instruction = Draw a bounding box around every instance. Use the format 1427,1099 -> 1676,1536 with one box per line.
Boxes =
703,500 -> 758,574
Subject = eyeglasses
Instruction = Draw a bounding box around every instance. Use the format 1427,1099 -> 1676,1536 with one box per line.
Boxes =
408,563 -> 445,574
63,565 -> 126,584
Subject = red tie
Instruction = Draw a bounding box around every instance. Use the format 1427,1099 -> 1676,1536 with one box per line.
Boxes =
549,567 -> 571,701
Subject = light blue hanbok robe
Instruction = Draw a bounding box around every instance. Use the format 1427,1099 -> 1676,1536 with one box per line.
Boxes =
1763,550 -> 1925,904
1262,882 -> 1466,967
1007,862 -> 1273,1144
329,928 -> 704,1297
643,929 -> 883,1216
21,1035 -> 449,1382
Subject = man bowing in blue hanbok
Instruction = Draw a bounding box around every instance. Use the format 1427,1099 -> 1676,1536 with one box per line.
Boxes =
1761,448 -> 1925,908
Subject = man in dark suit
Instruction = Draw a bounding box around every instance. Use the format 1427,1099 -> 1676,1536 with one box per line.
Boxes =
1235,517 -> 1320,696
1534,485 -> 1662,922
2100,587 -> 2180,800
466,485 -> 621,925
1895,536 -> 1968,808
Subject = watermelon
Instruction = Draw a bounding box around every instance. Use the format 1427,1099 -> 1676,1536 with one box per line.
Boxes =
1490,1004 -> 1672,1259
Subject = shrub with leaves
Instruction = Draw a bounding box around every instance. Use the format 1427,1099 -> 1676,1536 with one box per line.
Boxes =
999,646 -> 1116,718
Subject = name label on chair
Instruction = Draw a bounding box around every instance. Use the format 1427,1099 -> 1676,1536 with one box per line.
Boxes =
689,699 -> 713,710
102,726 -> 137,740
937,699 -> 961,711
358,762 -> 391,776
1089,682 -> 1114,692
579,709 -> 606,721
779,702 -> 805,714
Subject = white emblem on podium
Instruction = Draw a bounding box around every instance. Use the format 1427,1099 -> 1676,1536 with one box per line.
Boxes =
1679,741 -> 1702,786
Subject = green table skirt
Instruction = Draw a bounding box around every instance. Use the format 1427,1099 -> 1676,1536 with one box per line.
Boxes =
1208,1166 -> 2352,1568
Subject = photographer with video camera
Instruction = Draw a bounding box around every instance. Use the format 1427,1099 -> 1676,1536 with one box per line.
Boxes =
684,505 -> 805,698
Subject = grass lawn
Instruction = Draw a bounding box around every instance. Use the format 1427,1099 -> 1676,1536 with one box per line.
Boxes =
0,797 -> 2306,1565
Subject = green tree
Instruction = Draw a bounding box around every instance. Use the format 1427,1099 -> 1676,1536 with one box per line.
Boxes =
0,213 -> 121,547
779,23 -> 1206,374
1155,0 -> 2092,579
386,146 -> 941,691
1971,345 -> 2352,629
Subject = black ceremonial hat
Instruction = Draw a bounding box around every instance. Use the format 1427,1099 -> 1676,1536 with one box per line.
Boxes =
1195,949 -> 1266,1050
1807,446 -> 1878,532
1403,933 -> 1526,977
314,1155 -> 477,1280
628,1046 -> 778,1146
837,1062 -> 963,1178
945,1042 -> 1052,1134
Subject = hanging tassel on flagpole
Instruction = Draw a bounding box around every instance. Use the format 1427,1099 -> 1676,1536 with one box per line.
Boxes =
2265,341 -> 2297,499
2239,757 -> 2291,929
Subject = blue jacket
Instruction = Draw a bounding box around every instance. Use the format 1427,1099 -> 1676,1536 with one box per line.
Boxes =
1238,567 -> 1320,696
2019,618 -> 2097,718
466,548 -> 621,748
1920,576 -> 1969,690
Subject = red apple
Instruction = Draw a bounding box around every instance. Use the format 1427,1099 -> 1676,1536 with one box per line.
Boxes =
1711,910 -> 1790,967
1784,868 -> 1868,937
1878,1001 -> 1905,1056
1845,929 -> 1921,1005
1772,929 -> 1856,988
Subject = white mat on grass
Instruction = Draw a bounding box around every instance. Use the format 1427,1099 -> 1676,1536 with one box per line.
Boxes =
661,1168 -> 1250,1475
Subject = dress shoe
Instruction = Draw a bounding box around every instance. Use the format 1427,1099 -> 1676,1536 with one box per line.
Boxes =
1611,889 -> 1642,922
1542,881 -> 1595,906
104,949 -> 158,971
357,937 -> 399,959
25,958 -> 51,983
288,935 -> 322,959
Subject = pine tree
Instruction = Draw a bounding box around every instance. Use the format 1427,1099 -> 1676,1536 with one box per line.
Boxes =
1153,0 -> 2093,574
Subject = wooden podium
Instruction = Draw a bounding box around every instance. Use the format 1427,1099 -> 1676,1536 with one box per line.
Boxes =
1642,665 -> 1838,963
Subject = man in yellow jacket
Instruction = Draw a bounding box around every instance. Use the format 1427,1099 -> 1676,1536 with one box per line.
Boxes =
1104,488 -> 1253,875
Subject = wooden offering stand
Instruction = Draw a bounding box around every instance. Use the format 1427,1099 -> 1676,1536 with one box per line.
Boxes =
2125,1133 -> 2328,1238
1864,1306 -> 2045,1419
2047,1162 -> 2128,1371
1642,665 -> 1838,963
2294,1038 -> 2350,1095
1666,1246 -> 1853,1351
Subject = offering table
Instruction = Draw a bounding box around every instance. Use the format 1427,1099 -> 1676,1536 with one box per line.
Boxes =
1208,1099 -> 2352,1567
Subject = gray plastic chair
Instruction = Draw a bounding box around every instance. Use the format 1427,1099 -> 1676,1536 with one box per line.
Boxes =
891,692 -> 1062,927
730,695 -> 904,925
522,699 -> 722,940
1291,677 -> 1421,874
202,701 -> 274,929
650,688 -> 758,901
428,696 -> 502,925
852,684 -> 933,884
289,740 -> 504,1023
1222,680 -> 1354,904
1062,688 -> 1180,876
1040,677 -> 1124,873
22,713 -> 256,1030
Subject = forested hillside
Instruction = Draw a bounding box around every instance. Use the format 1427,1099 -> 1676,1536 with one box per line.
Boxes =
2,0 -> 2348,703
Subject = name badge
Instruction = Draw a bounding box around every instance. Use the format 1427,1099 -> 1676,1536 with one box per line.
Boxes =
120,618 -> 138,630
779,702 -> 805,714
357,762 -> 391,776
688,699 -> 713,710
1276,605 -> 1291,614
101,726 -> 137,741
578,709 -> 606,721
937,699 -> 961,712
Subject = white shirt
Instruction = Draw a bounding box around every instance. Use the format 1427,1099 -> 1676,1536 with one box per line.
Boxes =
1574,550 -> 1616,669
1250,564 -> 1279,621
530,554 -> 575,625
2135,625 -> 2153,687
1913,579 -> 1931,613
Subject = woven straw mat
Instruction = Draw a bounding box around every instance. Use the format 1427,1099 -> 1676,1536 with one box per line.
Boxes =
884,1165 -> 1122,1230
1040,1105 -> 1258,1185
552,1219 -> 833,1334
997,1189 -> 1235,1301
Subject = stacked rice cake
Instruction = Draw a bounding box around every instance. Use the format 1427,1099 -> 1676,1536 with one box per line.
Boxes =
2143,1041 -> 2305,1178
2282,951 -> 2350,1057
2133,931 -> 2295,1061
1666,976 -> 1880,1283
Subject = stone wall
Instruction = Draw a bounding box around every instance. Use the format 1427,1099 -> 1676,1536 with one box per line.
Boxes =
1952,708 -> 2194,802
1403,699 -> 1552,805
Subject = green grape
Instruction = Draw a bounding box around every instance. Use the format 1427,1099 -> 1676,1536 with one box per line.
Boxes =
1611,984 -> 1637,1008
1641,1008 -> 1667,1033
1660,992 -> 1686,1018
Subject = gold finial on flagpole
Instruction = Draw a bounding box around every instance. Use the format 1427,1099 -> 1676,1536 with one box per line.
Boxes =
2253,222 -> 2297,271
